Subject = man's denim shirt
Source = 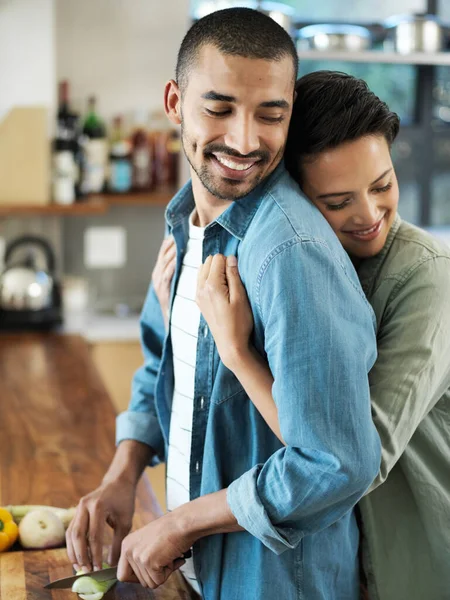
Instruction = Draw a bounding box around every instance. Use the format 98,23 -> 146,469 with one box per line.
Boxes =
116,164 -> 381,600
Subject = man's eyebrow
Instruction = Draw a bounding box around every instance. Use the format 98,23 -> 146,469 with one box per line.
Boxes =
259,100 -> 290,109
317,168 -> 393,200
201,91 -> 236,102
201,92 -> 290,109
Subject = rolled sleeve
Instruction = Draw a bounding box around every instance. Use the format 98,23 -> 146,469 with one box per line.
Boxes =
116,411 -> 165,466
227,465 -> 299,554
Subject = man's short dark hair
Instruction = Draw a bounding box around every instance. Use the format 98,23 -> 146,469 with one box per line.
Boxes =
176,8 -> 298,93
285,71 -> 400,184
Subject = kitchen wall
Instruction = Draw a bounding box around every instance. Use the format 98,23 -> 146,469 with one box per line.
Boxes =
0,0 -> 55,123
57,0 -> 191,312
55,0 -> 190,121
0,0 -> 61,264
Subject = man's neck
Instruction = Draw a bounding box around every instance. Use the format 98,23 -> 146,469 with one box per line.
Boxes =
191,172 -> 232,228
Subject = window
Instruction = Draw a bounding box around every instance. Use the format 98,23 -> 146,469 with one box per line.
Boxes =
191,0 -> 450,226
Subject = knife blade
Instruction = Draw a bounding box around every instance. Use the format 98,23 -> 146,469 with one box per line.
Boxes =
44,566 -> 118,589
44,548 -> 192,589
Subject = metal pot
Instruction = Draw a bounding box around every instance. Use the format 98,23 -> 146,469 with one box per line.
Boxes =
0,236 -> 56,311
297,24 -> 372,52
191,1 -> 294,34
384,14 -> 448,54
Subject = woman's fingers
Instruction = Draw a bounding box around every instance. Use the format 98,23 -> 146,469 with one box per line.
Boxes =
165,257 -> 176,282
226,255 -> 245,303
208,254 -> 229,299
198,254 -> 214,290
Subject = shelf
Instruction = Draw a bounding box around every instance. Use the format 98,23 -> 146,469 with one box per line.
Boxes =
98,186 -> 177,207
0,186 -> 176,216
297,50 -> 450,66
0,198 -> 108,216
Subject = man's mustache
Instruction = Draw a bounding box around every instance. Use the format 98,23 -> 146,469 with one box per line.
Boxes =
204,144 -> 270,162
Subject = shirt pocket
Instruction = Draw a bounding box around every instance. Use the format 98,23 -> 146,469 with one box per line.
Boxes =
210,360 -> 246,405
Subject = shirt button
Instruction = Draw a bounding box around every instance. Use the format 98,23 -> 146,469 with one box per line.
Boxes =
200,396 -> 205,409
203,325 -> 208,338
195,461 -> 200,473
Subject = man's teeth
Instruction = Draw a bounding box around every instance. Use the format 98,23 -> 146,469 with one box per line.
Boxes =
215,156 -> 255,171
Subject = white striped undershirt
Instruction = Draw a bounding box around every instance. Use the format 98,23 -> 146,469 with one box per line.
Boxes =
166,211 -> 204,595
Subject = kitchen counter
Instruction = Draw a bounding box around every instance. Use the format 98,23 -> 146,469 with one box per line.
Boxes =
0,334 -> 195,599
60,311 -> 141,342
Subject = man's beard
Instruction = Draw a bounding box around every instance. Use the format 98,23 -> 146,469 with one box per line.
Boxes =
180,122 -> 274,201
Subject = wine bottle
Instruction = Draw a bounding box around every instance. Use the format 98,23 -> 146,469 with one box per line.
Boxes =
131,111 -> 153,191
108,116 -> 132,193
81,96 -> 108,194
53,81 -> 78,204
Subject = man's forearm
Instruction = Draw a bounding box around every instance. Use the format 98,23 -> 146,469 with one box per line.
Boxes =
174,489 -> 243,542
103,439 -> 155,487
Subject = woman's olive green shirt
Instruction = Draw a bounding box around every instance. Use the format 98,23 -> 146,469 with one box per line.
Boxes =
357,215 -> 450,600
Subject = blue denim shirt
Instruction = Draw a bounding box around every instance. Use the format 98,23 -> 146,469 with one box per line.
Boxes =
116,164 -> 381,600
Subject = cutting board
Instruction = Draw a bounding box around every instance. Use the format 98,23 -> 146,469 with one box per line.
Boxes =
0,106 -> 50,205
0,548 -> 196,599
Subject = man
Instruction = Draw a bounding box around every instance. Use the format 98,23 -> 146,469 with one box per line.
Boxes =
66,9 -> 381,599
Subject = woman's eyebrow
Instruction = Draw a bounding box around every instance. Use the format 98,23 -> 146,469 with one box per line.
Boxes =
317,168 -> 393,200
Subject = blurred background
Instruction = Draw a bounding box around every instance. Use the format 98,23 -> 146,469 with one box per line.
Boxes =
0,0 -> 449,339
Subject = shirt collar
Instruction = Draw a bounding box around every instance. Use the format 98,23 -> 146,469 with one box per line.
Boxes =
165,161 -> 286,241
357,213 -> 402,296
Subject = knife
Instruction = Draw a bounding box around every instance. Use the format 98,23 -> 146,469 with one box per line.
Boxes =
44,566 -> 118,589
44,549 -> 192,589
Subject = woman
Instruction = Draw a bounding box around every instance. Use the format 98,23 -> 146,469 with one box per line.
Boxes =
152,72 -> 450,600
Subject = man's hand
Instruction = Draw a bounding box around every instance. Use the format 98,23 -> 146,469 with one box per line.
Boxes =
117,489 -> 242,590
117,511 -> 193,589
66,477 -> 138,572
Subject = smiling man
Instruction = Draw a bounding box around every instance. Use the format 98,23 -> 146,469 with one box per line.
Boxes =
66,8 -> 381,599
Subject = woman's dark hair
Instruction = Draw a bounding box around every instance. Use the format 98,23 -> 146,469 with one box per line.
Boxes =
176,8 -> 298,94
285,71 -> 400,184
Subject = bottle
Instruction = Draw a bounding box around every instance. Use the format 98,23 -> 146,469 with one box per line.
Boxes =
81,96 -> 108,194
53,81 -> 78,204
150,110 -> 179,187
166,128 -> 181,187
130,111 -> 153,192
108,116 -> 132,193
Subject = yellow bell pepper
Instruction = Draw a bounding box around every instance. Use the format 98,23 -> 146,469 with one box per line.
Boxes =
0,508 -> 19,552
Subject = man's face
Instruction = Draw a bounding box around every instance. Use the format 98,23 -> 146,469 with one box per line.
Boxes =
170,45 -> 294,201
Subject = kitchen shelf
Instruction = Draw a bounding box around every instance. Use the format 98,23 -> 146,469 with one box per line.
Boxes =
0,186 -> 176,216
100,185 -> 177,207
297,49 -> 450,66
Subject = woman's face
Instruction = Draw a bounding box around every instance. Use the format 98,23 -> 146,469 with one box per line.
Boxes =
301,135 -> 399,259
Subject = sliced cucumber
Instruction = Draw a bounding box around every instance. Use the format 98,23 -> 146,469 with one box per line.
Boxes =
72,571 -> 117,598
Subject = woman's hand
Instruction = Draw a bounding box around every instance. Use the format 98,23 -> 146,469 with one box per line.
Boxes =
196,254 -> 254,371
151,236 -> 176,330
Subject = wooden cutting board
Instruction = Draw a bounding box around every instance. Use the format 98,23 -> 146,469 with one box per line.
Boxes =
0,547 -> 197,599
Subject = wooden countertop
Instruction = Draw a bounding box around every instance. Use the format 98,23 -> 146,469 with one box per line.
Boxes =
0,334 -> 195,599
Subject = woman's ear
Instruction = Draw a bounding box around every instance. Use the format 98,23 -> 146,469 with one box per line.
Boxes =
164,79 -> 182,125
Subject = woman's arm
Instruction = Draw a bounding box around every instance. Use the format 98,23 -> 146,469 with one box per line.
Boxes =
196,254 -> 284,444
363,256 -> 450,492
